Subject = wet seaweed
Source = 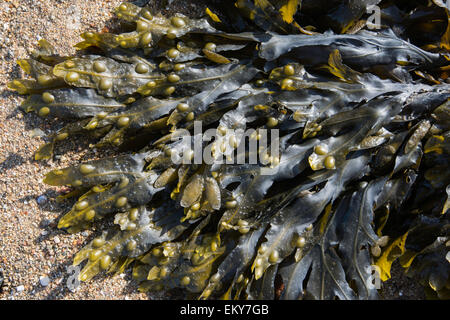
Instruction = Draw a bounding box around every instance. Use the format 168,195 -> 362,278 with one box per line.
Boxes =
9,0 -> 450,299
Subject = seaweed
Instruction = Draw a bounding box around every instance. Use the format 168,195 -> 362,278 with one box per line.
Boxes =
9,0 -> 450,299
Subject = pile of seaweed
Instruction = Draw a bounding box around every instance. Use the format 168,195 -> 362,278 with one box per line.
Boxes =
9,0 -> 450,299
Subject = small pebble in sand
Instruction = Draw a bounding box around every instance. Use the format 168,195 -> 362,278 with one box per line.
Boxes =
53,236 -> 60,244
16,285 -> 24,292
39,276 -> 50,287
36,195 -> 47,205
40,218 -> 52,227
